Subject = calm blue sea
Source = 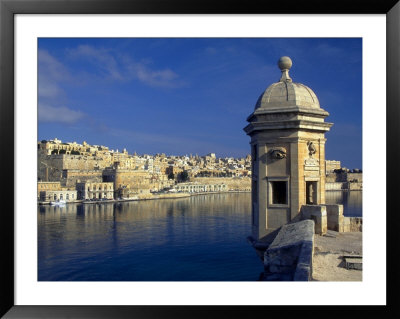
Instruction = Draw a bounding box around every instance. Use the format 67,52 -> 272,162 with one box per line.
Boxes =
38,191 -> 361,281
38,193 -> 263,281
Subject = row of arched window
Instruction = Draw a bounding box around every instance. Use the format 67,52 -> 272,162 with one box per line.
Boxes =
50,193 -> 74,200
87,185 -> 112,191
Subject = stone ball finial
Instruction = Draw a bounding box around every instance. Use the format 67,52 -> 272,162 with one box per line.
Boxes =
278,56 -> 292,70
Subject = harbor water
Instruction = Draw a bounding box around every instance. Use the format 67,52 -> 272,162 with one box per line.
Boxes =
38,191 -> 362,281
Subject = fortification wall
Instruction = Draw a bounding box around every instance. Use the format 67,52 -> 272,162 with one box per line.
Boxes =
62,155 -> 107,170
63,170 -> 103,187
38,153 -> 108,182
192,177 -> 251,191
325,182 -> 344,191
326,172 -> 363,183
348,182 -> 362,191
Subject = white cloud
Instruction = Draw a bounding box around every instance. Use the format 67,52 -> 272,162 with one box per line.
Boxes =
68,45 -> 123,80
38,50 -> 86,125
38,49 -> 69,98
38,103 -> 85,124
38,79 -> 62,98
38,49 -> 69,81
68,44 -> 183,88
126,61 -> 181,88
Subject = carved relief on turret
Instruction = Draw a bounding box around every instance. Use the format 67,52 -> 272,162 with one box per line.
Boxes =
307,141 -> 317,158
269,147 -> 287,160
305,141 -> 319,172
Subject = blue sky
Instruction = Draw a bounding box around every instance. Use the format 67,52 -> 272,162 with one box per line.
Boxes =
38,38 -> 362,169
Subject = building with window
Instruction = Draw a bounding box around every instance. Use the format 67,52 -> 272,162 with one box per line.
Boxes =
173,182 -> 227,193
37,182 -> 61,200
39,190 -> 77,202
76,182 -> 114,200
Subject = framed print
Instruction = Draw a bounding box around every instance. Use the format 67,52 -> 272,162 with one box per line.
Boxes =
1,0 -> 399,318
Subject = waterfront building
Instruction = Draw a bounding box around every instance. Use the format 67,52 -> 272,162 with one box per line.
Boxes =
76,182 -> 114,200
244,56 -> 333,241
102,167 -> 150,198
37,181 -> 61,200
37,137 -> 253,199
173,182 -> 228,193
39,189 -> 77,202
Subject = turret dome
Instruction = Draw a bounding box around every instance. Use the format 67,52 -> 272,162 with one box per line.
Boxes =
255,56 -> 320,110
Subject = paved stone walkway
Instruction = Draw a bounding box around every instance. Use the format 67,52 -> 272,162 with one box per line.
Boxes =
312,230 -> 362,281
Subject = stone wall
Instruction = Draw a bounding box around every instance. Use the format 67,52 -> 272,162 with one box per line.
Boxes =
262,220 -> 314,281
326,182 -> 362,191
192,177 -> 251,191
38,153 -> 108,182
62,169 -> 103,187
62,154 -> 107,170
348,182 -> 362,191
325,182 -> 344,191
326,172 -> 363,184
347,173 -> 363,183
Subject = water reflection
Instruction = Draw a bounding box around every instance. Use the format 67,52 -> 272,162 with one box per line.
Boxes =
38,193 -> 263,281
325,191 -> 362,217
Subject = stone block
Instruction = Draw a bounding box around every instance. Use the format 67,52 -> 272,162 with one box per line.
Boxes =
301,205 -> 327,235
325,204 -> 344,231
344,256 -> 362,270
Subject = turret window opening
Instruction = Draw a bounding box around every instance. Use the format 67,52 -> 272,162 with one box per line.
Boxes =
271,181 -> 286,204
268,178 -> 289,206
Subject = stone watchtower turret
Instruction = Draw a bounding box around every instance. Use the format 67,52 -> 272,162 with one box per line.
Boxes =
244,56 -> 333,242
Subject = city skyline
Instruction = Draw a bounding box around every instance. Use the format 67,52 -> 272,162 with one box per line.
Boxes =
38,38 -> 362,169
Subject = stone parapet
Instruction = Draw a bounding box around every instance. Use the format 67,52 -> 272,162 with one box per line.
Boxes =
262,220 -> 314,281
293,238 -> 314,281
302,203 -> 362,232
343,217 -> 363,232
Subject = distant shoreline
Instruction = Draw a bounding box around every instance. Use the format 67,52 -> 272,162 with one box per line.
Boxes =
38,189 -> 364,206
38,190 -> 251,205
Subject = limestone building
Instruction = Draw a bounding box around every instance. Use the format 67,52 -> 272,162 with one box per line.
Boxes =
39,190 -> 77,202
173,182 -> 228,193
102,168 -> 151,198
76,182 -> 114,200
244,56 -> 333,241
37,182 -> 61,199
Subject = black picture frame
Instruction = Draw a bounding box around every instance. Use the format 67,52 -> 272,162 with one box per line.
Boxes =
1,0 -> 398,318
